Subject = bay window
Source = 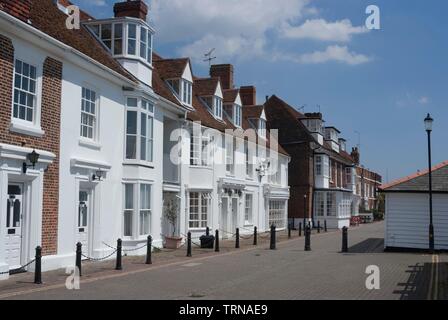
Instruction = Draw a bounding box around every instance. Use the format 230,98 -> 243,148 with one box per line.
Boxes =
126,97 -> 154,163
189,192 -> 210,229
123,183 -> 152,238
315,192 -> 325,216
127,23 -> 137,55
269,200 -> 286,229
88,22 -> 153,64
315,156 -> 322,176
326,192 -> 336,216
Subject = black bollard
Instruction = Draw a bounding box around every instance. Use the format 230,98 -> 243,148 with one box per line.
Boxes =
235,228 -> 240,249
115,239 -> 123,270
299,222 -> 302,237
146,235 -> 152,265
270,225 -> 276,250
317,221 -> 321,234
253,226 -> 258,246
34,246 -> 42,285
187,232 -> 192,257
76,242 -> 82,277
215,230 -> 220,252
342,227 -> 349,253
324,220 -> 328,232
305,226 -> 311,251
288,224 -> 292,239
206,227 -> 210,236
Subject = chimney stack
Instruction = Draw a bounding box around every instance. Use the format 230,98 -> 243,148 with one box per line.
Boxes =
351,147 -> 360,165
0,0 -> 32,22
210,64 -> 234,90
114,0 -> 148,20
240,86 -> 256,106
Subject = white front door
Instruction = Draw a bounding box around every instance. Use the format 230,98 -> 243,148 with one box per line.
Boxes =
77,190 -> 90,255
5,184 -> 24,269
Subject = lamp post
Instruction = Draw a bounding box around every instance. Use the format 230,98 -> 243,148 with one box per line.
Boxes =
424,113 -> 434,253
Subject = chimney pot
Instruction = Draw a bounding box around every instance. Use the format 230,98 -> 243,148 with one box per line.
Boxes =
114,0 -> 148,20
210,64 -> 234,90
240,86 -> 257,106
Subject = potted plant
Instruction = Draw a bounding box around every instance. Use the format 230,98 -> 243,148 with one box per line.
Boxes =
164,199 -> 182,249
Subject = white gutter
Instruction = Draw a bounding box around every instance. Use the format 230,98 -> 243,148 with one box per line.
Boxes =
0,11 -> 136,87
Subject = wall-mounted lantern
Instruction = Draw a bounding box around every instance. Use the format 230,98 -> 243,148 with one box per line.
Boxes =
22,150 -> 40,174
92,169 -> 104,182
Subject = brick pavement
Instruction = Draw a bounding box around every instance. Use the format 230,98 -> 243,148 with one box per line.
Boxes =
0,222 -> 445,300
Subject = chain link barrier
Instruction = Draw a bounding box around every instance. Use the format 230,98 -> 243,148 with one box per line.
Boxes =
0,259 -> 36,275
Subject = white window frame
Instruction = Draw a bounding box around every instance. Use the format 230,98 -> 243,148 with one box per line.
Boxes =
188,192 -> 210,230
245,139 -> 254,178
11,58 -> 44,137
214,97 -> 223,119
80,87 -> 99,142
269,200 -> 286,229
259,119 -> 267,139
190,129 -> 212,167
245,193 -> 253,225
315,156 -> 322,176
125,97 -> 155,165
226,136 -> 235,175
123,182 -> 153,239
232,104 -> 242,127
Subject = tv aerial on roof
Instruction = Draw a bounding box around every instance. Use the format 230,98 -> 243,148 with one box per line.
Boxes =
204,48 -> 217,67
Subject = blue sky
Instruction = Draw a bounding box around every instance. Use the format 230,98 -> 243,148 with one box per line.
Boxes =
71,0 -> 447,182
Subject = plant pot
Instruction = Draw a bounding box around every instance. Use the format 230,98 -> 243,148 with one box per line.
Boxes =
164,236 -> 183,249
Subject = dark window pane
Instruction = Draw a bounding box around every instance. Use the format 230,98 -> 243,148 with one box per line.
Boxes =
127,111 -> 137,134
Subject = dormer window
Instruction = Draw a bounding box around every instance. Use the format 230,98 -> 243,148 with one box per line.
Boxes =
87,20 -> 153,65
259,119 -> 267,138
167,79 -> 193,106
302,119 -> 323,134
214,97 -> 223,119
234,104 -> 242,127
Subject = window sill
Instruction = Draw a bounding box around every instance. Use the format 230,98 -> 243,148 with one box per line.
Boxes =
9,121 -> 45,138
79,138 -> 102,150
190,165 -> 213,170
123,159 -> 155,168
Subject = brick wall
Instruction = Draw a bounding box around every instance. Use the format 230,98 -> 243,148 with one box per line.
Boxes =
0,33 -> 62,255
0,0 -> 32,22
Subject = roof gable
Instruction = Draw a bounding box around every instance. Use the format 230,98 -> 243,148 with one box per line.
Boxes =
182,61 -> 193,83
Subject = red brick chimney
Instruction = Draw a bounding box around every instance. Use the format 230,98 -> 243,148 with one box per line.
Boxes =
351,147 -> 360,165
114,0 -> 148,20
210,64 -> 234,90
0,0 -> 32,22
240,86 -> 257,106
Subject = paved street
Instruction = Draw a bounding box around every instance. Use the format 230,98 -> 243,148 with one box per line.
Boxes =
1,222 -> 446,300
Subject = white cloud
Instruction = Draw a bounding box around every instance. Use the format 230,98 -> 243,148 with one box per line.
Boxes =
150,0 -> 371,65
276,45 -> 371,65
418,96 -> 430,104
281,19 -> 368,42
151,0 -> 311,60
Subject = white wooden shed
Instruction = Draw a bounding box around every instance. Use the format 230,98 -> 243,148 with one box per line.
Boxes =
380,161 -> 448,251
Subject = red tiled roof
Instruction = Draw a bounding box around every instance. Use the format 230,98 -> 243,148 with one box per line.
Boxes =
380,160 -> 448,190
194,78 -> 220,96
58,0 -> 94,21
223,89 -> 239,104
153,58 -> 190,80
22,0 -> 136,82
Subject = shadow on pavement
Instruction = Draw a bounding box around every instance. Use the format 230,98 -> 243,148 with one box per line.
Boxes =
348,238 -> 384,253
393,263 -> 432,300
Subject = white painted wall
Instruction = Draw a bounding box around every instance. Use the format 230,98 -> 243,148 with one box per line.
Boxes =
385,193 -> 448,250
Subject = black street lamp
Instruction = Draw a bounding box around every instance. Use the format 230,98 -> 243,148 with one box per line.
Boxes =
424,113 -> 434,253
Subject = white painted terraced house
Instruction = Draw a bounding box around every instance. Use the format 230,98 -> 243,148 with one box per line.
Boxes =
0,0 -> 289,278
